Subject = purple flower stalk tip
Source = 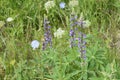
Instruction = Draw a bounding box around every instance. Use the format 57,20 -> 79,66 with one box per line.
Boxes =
69,12 -> 87,61
42,16 -> 52,50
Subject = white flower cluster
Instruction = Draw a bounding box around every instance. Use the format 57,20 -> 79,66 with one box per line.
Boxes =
6,17 -> 14,22
78,13 -> 91,28
44,1 -> 55,12
54,28 -> 65,39
69,0 -> 79,7
82,20 -> 91,28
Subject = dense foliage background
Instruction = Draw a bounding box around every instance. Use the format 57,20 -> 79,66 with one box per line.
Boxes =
0,0 -> 120,80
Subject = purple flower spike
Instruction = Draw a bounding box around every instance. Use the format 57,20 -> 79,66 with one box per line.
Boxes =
70,15 -> 77,21
82,41 -> 86,45
69,12 -> 87,61
78,38 -> 81,48
82,50 -> 86,60
82,50 -> 86,54
70,30 -> 74,37
69,13 -> 78,48
83,34 -> 87,38
42,16 -> 52,50
82,45 -> 86,49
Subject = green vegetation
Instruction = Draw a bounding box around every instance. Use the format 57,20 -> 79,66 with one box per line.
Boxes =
0,0 -> 120,80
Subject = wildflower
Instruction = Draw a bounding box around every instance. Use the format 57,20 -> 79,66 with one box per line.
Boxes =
0,21 -> 5,29
77,13 -> 91,28
78,32 -> 87,60
82,20 -> 91,28
69,11 -> 87,60
69,30 -> 75,48
42,16 -> 52,50
69,13 -> 78,48
59,2 -> 66,9
44,1 -> 55,12
31,40 -> 40,50
69,0 -> 79,7
54,28 -> 65,38
69,29 -> 74,37
70,15 -> 77,21
6,17 -> 14,22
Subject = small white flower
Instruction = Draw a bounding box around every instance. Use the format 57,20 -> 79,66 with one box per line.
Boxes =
78,13 -> 91,28
31,40 -> 40,50
54,28 -> 65,38
44,1 -> 55,12
59,2 -> 66,9
83,20 -> 91,28
6,17 -> 14,22
69,0 -> 79,7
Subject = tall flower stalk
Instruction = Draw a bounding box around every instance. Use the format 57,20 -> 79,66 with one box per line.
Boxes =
69,12 -> 77,48
77,13 -> 88,60
78,32 -> 86,60
69,12 -> 89,61
42,15 -> 52,50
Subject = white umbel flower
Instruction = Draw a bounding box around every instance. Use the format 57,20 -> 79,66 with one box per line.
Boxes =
83,20 -> 91,28
69,0 -> 79,7
6,17 -> 14,22
44,1 -> 55,12
31,40 -> 40,50
54,28 -> 65,38
78,13 -> 91,28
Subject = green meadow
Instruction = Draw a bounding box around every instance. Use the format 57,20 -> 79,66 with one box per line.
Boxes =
0,0 -> 120,80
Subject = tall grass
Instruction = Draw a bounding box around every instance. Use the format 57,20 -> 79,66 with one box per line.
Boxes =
0,0 -> 120,80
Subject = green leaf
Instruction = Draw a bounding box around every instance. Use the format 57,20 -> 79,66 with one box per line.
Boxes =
64,70 -> 81,80
89,77 -> 105,80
